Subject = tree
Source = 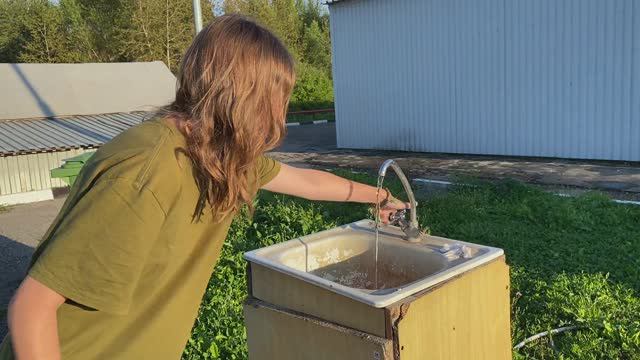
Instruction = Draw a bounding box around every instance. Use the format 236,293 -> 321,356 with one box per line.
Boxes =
0,0 -> 29,62
271,0 -> 301,57
115,0 -> 213,72
77,0 -> 128,62
224,0 -> 301,59
0,0 -> 215,68
11,0 -> 95,63
297,0 -> 321,28
0,0 -> 334,108
223,0 -> 333,107
18,0 -> 67,62
59,0 -> 96,62
301,20 -> 331,77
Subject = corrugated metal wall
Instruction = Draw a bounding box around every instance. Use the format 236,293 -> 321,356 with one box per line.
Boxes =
0,149 -> 92,196
329,0 -> 640,161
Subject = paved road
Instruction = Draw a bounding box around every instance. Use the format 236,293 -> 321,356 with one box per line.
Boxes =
0,198 -> 65,338
278,123 -> 337,153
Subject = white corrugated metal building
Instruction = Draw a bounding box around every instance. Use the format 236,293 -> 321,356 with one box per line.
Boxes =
0,62 -> 175,205
328,0 -> 640,161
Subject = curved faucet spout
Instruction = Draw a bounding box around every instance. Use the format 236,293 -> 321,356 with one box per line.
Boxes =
378,159 -> 421,242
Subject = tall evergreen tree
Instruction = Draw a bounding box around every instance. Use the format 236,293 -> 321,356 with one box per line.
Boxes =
301,19 -> 331,76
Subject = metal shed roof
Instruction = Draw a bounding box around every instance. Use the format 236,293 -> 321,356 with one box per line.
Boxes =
0,112 -> 150,156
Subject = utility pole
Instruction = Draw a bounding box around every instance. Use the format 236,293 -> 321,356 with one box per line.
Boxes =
192,0 -> 203,34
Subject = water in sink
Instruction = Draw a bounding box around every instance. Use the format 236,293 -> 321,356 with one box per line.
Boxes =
310,251 -> 419,290
308,246 -> 447,291
273,228 -> 451,291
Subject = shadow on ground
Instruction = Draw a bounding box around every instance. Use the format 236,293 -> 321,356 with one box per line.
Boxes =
0,235 -> 34,339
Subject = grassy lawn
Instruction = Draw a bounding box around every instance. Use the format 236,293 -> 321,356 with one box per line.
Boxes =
183,172 -> 640,360
286,112 -> 335,123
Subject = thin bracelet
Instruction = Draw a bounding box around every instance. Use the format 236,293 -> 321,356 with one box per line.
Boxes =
345,180 -> 354,201
378,188 -> 390,207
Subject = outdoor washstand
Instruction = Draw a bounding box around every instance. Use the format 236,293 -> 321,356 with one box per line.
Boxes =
242,160 -> 511,359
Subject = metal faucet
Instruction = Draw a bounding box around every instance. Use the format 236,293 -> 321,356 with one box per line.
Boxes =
378,159 -> 422,242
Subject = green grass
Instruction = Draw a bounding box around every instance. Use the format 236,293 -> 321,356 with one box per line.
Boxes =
183,173 -> 640,360
286,112 -> 335,123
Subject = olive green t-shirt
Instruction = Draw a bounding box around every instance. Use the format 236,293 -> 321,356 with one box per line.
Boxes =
0,118 -> 281,359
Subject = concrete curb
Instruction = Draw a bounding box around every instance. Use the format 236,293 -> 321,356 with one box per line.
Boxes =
411,178 -> 640,206
286,120 -> 334,127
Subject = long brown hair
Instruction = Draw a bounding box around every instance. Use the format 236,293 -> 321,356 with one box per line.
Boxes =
165,14 -> 295,221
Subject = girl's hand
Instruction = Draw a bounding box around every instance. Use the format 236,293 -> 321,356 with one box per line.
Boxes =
262,164 -> 411,221
377,189 -> 410,225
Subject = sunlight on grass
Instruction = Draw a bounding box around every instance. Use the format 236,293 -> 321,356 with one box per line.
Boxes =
183,173 -> 640,360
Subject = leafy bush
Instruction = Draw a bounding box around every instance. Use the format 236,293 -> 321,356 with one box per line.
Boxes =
290,63 -> 334,109
184,175 -> 640,360
288,100 -> 334,112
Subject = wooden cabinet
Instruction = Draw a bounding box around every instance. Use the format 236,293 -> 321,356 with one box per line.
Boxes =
245,256 -> 511,359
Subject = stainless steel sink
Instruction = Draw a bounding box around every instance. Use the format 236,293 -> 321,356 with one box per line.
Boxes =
244,219 -> 504,308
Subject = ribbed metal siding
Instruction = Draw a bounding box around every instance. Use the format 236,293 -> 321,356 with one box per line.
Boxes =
330,0 -> 640,161
0,112 -> 149,156
0,149 -> 92,195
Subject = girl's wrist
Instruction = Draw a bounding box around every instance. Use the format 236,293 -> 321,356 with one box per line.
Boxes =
376,188 -> 390,206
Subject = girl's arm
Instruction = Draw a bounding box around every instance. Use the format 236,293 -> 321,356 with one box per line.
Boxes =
8,276 -> 65,360
262,163 -> 409,223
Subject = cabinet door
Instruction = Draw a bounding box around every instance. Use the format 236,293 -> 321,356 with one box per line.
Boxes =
244,298 -> 394,360
396,258 -> 512,360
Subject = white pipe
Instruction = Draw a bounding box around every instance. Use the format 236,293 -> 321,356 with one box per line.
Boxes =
513,325 -> 581,350
553,192 -> 640,206
192,0 -> 203,34
412,178 -> 453,186
612,198 -> 640,206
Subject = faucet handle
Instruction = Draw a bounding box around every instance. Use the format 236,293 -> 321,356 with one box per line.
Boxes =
389,209 -> 422,242
389,209 -> 408,226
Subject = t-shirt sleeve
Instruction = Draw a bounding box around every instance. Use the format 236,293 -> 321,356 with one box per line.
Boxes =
256,155 -> 282,188
28,178 -> 165,315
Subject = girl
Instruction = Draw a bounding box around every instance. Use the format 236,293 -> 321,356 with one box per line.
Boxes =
2,14 -> 407,359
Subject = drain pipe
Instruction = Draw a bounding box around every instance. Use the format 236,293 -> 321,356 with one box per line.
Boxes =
192,0 -> 203,34
513,325 -> 581,350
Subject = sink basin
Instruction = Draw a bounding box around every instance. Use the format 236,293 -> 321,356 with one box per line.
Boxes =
244,219 -> 504,308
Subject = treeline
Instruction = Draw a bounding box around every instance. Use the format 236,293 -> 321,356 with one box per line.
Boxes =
0,0 -> 333,109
